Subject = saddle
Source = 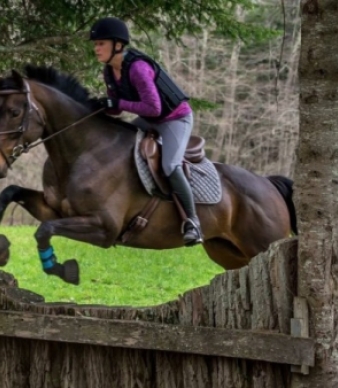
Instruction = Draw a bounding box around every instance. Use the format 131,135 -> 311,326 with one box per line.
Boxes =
139,131 -> 206,195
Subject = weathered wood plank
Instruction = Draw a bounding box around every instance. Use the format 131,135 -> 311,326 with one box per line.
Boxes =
291,297 -> 310,375
269,237 -> 298,335
0,310 -> 314,366
155,352 -> 183,388
178,285 -> 211,386
249,251 -> 276,330
211,265 -> 252,387
249,240 -> 290,386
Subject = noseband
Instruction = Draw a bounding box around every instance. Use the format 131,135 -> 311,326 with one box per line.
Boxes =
0,80 -> 45,166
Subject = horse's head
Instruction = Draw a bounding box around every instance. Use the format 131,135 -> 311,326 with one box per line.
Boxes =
0,70 -> 45,177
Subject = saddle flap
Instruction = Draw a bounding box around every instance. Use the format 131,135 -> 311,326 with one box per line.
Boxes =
144,137 -> 158,159
139,133 -> 170,194
140,133 -> 159,160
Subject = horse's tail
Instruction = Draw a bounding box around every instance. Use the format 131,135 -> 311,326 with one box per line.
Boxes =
266,175 -> 298,235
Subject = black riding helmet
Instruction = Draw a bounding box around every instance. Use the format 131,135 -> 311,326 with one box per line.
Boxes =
89,17 -> 129,44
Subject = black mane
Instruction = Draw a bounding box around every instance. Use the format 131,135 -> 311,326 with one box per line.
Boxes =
22,64 -> 137,132
24,64 -> 90,106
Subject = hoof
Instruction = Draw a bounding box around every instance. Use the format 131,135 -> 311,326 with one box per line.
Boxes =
62,259 -> 80,285
0,235 -> 10,266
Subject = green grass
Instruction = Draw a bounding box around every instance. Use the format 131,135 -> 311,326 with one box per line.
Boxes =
2,226 -> 223,307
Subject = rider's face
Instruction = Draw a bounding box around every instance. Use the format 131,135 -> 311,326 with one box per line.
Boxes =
93,40 -> 113,63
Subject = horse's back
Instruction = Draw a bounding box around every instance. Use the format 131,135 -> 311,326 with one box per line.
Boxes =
213,162 -> 279,201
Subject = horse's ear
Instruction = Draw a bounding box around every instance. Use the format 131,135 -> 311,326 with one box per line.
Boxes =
11,69 -> 24,89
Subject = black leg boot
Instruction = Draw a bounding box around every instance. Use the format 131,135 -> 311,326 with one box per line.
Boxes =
168,166 -> 203,246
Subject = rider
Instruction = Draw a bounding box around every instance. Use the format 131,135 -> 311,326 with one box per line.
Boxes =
89,17 -> 203,246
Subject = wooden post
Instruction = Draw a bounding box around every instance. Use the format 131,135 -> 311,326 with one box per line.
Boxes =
291,297 -> 310,375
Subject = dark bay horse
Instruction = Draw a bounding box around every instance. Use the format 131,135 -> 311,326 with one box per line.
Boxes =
0,65 -> 297,284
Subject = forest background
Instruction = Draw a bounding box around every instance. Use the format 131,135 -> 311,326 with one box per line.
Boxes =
0,0 -> 300,224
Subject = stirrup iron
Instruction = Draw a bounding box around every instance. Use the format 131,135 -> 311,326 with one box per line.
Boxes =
181,218 -> 203,245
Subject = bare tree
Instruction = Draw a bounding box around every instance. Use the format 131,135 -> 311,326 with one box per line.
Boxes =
161,0 -> 300,176
292,0 -> 338,386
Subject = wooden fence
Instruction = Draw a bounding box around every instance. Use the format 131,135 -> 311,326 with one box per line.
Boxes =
0,238 -> 314,387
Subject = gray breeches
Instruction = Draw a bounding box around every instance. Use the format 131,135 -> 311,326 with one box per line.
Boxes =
132,113 -> 193,176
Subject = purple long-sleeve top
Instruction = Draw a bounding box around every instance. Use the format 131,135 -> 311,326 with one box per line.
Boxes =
105,60 -> 192,121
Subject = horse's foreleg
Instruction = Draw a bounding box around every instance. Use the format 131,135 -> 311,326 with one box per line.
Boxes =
0,185 -> 59,222
34,216 -> 116,285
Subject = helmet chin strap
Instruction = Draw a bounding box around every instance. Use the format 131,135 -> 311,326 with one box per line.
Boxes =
106,40 -> 124,64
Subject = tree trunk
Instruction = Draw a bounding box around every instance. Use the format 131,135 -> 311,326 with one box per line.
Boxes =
292,1 -> 338,387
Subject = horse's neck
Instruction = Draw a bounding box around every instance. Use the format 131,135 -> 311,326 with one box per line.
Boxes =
34,83 -> 86,132
32,82 -> 94,162
31,82 -> 133,172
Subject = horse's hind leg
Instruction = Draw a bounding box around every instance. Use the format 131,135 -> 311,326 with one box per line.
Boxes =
0,185 -> 59,222
203,237 -> 249,270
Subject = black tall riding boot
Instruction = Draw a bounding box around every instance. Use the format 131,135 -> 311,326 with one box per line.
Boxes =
168,166 -> 203,246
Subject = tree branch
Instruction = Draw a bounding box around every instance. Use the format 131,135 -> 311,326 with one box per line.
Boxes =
0,32 -> 87,53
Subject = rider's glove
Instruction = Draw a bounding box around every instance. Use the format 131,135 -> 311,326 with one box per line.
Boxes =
96,97 -> 119,110
106,97 -> 119,109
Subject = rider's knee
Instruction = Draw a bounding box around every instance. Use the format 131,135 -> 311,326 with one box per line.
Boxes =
163,163 -> 181,177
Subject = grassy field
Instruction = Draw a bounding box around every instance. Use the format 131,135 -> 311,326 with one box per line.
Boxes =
1,226 -> 223,307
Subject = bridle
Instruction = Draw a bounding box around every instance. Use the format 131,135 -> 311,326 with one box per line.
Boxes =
0,79 -> 45,167
0,79 -> 104,168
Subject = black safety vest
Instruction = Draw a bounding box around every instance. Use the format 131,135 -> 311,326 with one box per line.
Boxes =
103,48 -> 189,121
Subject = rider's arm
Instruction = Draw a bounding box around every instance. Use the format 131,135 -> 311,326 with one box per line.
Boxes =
118,60 -> 161,117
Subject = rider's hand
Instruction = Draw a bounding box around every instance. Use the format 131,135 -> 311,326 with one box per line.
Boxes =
97,97 -> 119,110
91,97 -> 118,110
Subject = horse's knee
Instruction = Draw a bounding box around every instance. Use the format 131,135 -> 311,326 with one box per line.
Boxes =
35,221 -> 54,242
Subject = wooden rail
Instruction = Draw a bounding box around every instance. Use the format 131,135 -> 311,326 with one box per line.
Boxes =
0,310 -> 315,366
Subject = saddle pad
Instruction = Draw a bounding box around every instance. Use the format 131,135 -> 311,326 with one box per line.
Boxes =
134,130 -> 222,204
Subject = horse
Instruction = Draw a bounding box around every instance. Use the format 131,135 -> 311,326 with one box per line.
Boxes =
0,65 -> 297,285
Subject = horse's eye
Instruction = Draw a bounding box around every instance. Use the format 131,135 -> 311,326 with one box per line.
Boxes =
9,109 -> 20,118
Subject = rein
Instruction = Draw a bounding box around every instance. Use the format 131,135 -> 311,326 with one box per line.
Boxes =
0,80 -> 104,164
26,106 -> 105,151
